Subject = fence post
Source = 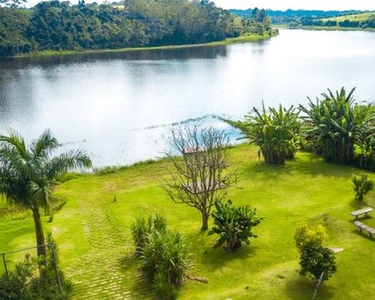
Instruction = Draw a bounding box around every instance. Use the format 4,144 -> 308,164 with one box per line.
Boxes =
49,243 -> 63,293
2,253 -> 8,277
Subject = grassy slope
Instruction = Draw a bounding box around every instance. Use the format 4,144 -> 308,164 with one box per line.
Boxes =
321,12 -> 375,22
1,144 -> 375,299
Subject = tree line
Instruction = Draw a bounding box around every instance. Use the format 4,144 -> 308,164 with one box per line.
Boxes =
231,8 -> 362,26
300,15 -> 375,29
0,0 -> 272,57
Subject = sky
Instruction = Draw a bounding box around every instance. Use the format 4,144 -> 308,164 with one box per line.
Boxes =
214,0 -> 375,11
24,0 -> 375,11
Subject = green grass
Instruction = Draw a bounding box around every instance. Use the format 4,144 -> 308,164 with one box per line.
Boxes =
321,12 -> 375,22
13,32 -> 278,59
1,144 -> 375,299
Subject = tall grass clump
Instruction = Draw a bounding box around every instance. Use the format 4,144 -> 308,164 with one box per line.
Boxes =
130,215 -> 192,300
131,214 -> 167,255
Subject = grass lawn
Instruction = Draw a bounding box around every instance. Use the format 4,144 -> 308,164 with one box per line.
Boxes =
321,12 -> 375,22
1,144 -> 375,299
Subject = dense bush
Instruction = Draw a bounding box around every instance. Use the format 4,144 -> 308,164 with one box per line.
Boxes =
0,247 -> 73,300
295,223 -> 336,282
299,244 -> 337,282
208,200 -> 263,252
352,174 -> 374,201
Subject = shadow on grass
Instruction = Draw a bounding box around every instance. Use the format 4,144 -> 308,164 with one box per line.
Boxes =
240,153 -> 357,182
351,228 -> 375,242
284,275 -> 335,300
119,253 -> 154,298
199,244 -> 258,271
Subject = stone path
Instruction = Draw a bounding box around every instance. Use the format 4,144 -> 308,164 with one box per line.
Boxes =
65,196 -> 153,299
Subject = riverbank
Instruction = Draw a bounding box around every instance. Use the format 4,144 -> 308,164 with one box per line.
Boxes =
12,31 -> 278,59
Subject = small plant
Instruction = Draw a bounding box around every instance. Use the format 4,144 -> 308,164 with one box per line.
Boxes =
130,214 -> 167,255
352,173 -> 374,200
208,200 -> 263,252
294,223 -> 336,283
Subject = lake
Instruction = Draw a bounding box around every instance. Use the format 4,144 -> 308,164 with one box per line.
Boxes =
1,29 -> 375,167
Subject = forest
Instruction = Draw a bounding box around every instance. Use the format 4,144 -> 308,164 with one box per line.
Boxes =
0,0 -> 272,57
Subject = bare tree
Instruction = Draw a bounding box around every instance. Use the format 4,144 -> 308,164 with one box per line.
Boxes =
162,126 -> 236,231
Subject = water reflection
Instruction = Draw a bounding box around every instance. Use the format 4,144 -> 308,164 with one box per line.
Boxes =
0,45 -> 228,70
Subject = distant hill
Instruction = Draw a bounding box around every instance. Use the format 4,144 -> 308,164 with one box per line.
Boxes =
230,9 -> 362,25
301,11 -> 375,29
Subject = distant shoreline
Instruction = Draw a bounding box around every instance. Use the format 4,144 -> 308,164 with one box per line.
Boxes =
11,31 -> 279,59
276,24 -> 375,32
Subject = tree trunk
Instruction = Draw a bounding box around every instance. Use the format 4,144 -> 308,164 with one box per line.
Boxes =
201,210 -> 209,231
32,207 -> 47,258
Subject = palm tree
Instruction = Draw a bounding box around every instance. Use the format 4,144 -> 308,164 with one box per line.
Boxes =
300,87 -> 372,164
229,103 -> 300,164
0,129 -> 92,258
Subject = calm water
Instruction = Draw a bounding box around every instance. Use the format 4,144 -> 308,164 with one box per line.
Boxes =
1,29 -> 375,167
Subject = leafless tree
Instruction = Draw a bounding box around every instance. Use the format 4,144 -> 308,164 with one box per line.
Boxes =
162,126 -> 236,231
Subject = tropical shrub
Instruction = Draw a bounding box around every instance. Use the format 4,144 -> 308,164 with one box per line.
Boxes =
300,87 -> 373,164
208,200 -> 263,252
229,103 -> 300,164
352,174 -> 374,200
294,223 -> 336,282
131,214 -> 167,255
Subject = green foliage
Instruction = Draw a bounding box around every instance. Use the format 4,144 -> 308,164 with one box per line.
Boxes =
295,223 -> 336,282
152,272 -> 178,300
130,214 -> 167,255
208,200 -> 263,252
300,87 -> 373,164
131,215 -> 191,299
0,248 -> 73,300
229,103 -> 300,164
0,129 -> 92,257
299,244 -> 337,282
140,230 -> 191,286
294,222 -> 328,251
0,1 -> 273,57
352,173 -> 374,200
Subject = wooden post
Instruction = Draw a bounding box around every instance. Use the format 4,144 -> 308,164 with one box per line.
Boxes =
2,253 -> 8,277
49,243 -> 63,292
